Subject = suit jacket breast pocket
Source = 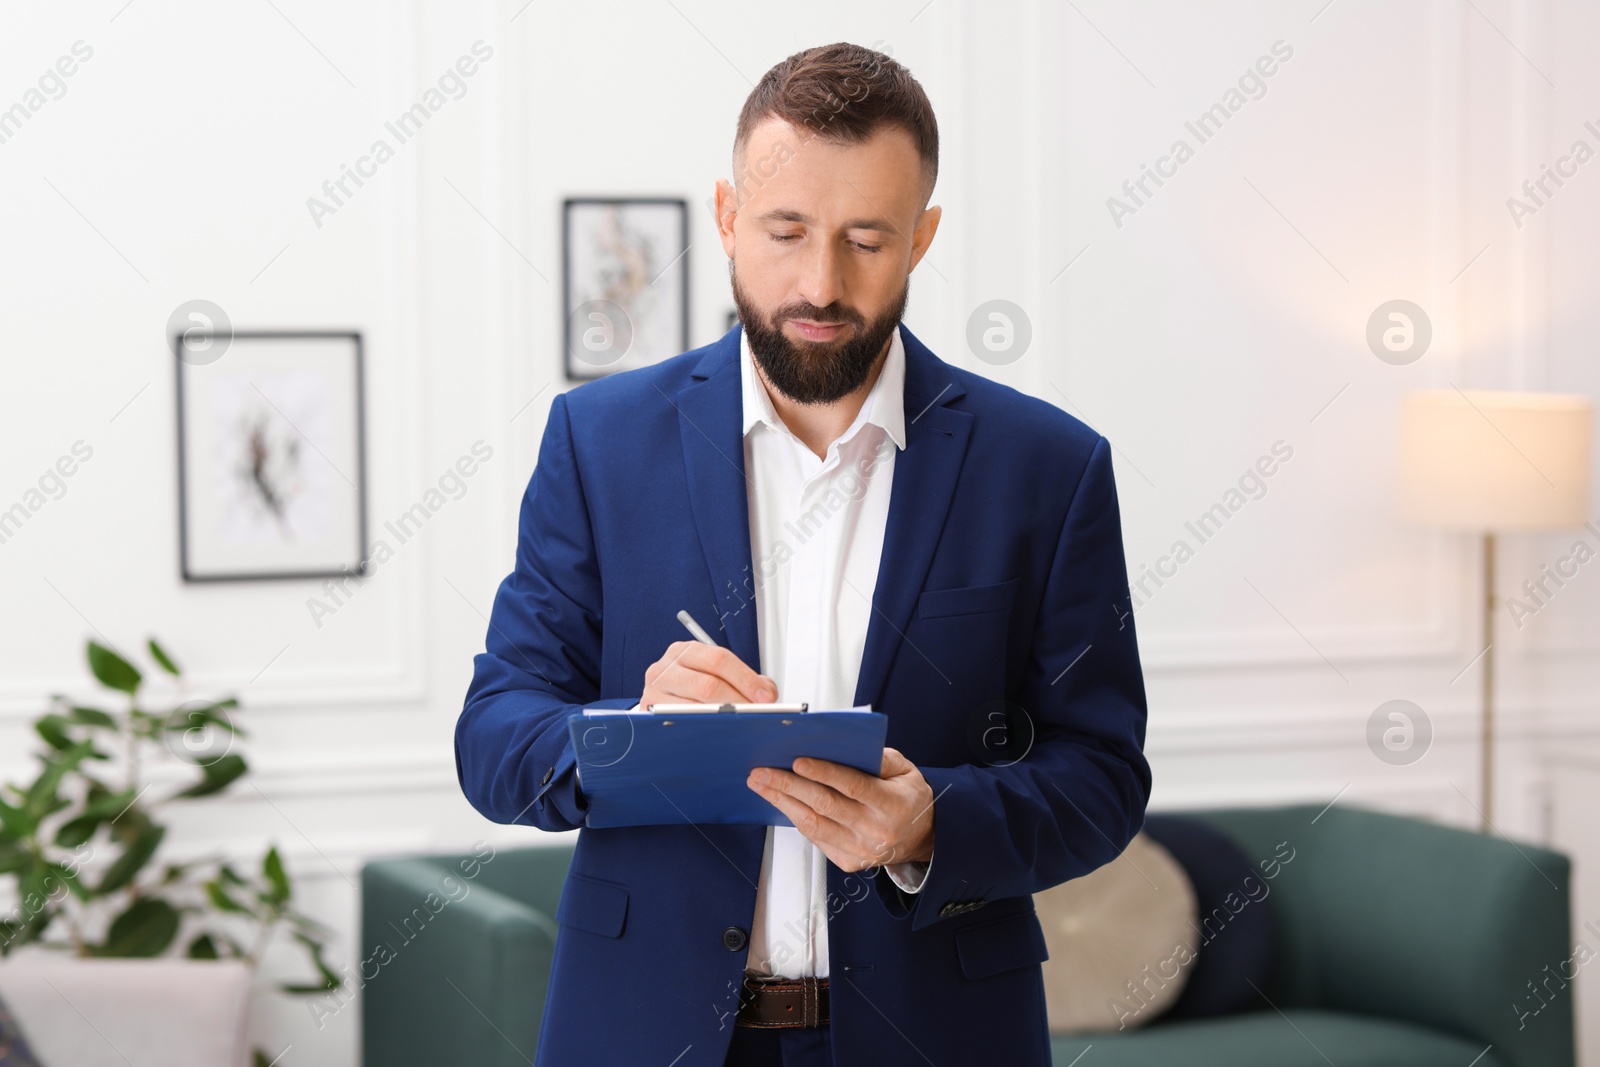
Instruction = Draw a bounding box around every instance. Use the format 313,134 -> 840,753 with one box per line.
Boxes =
917,577 -> 1019,620
908,579 -> 1018,716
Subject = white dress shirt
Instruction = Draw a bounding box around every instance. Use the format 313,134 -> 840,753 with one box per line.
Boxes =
737,323 -> 934,979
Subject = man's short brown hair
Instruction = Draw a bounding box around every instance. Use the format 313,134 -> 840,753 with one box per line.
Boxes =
734,42 -> 939,203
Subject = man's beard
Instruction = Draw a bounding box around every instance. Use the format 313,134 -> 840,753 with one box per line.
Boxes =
730,261 -> 909,406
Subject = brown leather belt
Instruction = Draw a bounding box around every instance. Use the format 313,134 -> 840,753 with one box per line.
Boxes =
735,974 -> 829,1029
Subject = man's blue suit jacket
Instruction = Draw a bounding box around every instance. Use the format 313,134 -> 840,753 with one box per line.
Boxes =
455,322 -> 1152,1067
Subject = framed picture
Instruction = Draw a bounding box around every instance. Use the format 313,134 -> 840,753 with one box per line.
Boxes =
562,197 -> 689,380
173,331 -> 367,582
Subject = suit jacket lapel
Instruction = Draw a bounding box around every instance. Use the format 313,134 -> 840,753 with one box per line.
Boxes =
852,325 -> 972,711
674,328 -> 763,675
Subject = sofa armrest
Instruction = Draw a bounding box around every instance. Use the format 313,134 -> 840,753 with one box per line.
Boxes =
1186,804 -> 1573,1067
361,857 -> 559,1067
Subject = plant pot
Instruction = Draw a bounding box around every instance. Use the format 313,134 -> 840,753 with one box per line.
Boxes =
0,955 -> 252,1067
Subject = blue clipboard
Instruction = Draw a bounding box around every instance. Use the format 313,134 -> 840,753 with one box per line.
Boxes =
567,709 -> 889,828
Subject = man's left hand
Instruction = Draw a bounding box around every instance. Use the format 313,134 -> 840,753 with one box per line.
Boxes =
747,746 -> 935,873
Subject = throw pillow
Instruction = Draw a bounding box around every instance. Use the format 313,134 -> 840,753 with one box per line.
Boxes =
1034,831 -> 1200,1033
1141,813 -> 1278,1019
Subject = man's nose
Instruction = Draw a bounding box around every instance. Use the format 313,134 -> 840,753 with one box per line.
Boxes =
796,241 -> 844,311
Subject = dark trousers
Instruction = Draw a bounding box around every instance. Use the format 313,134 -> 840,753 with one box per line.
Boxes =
722,1024 -> 833,1066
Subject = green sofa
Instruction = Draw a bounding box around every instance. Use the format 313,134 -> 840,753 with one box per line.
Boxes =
1050,805 -> 1573,1066
361,804 -> 1574,1066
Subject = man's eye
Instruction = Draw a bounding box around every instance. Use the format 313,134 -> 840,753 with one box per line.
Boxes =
851,241 -> 882,253
770,233 -> 801,243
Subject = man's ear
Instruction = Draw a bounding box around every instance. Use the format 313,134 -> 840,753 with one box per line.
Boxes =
909,204 -> 942,271
715,178 -> 738,258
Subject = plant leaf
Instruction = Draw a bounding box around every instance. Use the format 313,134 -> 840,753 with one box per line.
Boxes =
0,795 -> 30,840
147,638 -> 181,676
173,754 -> 247,798
96,823 -> 165,894
24,741 -> 95,823
54,815 -> 100,849
165,699 -> 244,738
187,932 -> 220,959
87,641 -> 141,695
159,861 -> 193,885
67,706 -> 118,730
206,880 -> 250,915
0,914 -> 49,956
0,843 -> 30,875
79,787 -> 138,821
34,714 -> 75,750
15,861 -> 65,933
48,862 -> 88,903
263,847 -> 290,905
292,932 -> 343,991
285,910 -> 336,942
98,898 -> 180,958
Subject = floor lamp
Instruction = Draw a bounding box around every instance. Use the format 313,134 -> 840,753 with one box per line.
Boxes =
1397,389 -> 1592,832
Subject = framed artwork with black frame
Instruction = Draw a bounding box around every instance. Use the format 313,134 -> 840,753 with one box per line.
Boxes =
562,197 -> 690,380
173,330 -> 368,582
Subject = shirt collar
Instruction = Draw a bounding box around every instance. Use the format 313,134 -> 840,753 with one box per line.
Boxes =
739,322 -> 908,451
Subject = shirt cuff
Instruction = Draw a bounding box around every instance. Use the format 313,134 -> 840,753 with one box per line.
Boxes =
884,850 -> 932,894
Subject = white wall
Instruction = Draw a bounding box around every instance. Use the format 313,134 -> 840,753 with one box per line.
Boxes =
2,1 -> 1596,1064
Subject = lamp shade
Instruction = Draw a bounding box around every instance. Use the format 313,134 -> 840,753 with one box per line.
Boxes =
1398,389 -> 1593,531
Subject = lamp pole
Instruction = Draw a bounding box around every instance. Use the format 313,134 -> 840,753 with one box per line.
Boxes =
1481,531 -> 1495,833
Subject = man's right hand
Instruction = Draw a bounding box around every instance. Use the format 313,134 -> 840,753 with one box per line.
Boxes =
640,641 -> 777,708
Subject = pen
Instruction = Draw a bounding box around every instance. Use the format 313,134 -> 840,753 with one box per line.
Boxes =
665,609 -> 799,713
677,609 -> 718,646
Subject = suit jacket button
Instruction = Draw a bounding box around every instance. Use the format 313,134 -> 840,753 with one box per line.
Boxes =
721,926 -> 747,951
541,766 -> 554,786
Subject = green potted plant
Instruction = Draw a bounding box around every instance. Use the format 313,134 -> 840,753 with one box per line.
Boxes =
0,637 -> 341,1065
